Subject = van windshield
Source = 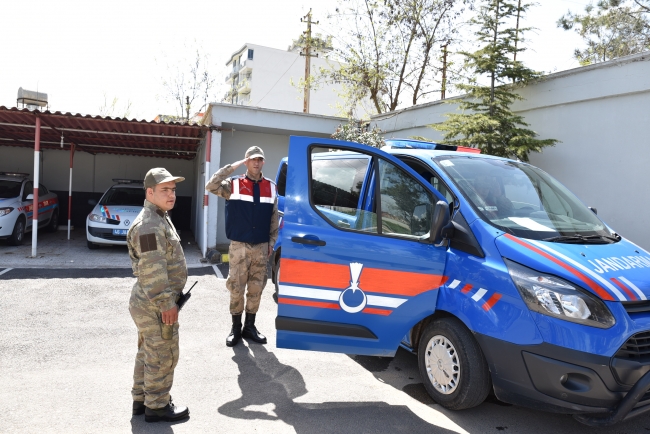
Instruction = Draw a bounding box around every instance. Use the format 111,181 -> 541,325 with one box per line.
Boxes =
435,156 -> 615,242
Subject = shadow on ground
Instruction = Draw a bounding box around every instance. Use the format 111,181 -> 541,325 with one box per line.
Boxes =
218,344 -> 456,434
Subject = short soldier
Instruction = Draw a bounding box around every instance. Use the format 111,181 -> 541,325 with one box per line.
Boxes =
128,168 -> 190,422
205,146 -> 278,347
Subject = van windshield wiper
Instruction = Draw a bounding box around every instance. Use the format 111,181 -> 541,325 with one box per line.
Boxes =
542,234 -> 619,244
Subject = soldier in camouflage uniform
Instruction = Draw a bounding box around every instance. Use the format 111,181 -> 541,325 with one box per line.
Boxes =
127,168 -> 190,423
206,146 -> 279,347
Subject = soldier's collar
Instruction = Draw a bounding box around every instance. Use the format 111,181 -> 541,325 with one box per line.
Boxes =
244,171 -> 264,182
144,199 -> 166,217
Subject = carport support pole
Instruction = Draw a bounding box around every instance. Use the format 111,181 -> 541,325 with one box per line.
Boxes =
31,117 -> 41,257
202,130 -> 212,257
67,143 -> 75,240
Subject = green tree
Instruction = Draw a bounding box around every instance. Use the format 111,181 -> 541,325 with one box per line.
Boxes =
325,0 -> 470,114
332,119 -> 386,148
432,0 -> 557,161
558,0 -> 650,65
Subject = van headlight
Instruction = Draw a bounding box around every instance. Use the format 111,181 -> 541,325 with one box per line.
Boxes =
505,259 -> 615,329
0,207 -> 14,217
89,213 -> 106,223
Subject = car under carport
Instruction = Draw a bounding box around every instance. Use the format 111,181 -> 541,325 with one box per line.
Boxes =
0,106 -> 208,256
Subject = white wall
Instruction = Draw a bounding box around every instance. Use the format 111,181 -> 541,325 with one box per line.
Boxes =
0,146 -> 195,195
371,53 -> 650,249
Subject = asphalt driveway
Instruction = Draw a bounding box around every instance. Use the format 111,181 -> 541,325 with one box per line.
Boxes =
1,267 -> 650,433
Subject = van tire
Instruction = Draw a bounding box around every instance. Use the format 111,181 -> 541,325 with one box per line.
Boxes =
8,217 -> 26,246
418,317 -> 491,410
87,240 -> 99,250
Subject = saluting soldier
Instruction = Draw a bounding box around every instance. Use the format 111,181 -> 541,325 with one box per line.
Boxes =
205,146 -> 279,347
128,168 -> 190,422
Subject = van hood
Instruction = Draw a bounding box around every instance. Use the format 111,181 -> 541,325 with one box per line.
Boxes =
495,233 -> 650,302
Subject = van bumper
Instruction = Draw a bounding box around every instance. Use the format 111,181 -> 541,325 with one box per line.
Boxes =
476,333 -> 650,425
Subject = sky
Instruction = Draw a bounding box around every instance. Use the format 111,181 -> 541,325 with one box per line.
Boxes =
0,0 -> 594,121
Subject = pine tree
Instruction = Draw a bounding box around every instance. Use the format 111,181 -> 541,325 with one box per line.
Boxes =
433,0 -> 557,161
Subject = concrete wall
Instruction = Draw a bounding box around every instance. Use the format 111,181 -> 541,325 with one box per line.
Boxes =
371,52 -> 650,249
0,145 -> 196,229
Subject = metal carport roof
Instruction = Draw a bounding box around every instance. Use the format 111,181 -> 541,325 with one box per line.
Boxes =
0,106 -> 205,160
0,106 -> 207,256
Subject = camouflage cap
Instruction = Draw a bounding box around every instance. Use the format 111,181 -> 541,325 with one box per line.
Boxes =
144,168 -> 185,189
245,146 -> 265,160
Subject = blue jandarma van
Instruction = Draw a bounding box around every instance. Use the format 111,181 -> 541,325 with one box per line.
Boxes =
271,136 -> 650,426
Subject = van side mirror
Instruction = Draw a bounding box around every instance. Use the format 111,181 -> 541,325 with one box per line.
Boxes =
88,199 -> 98,206
589,207 -> 597,215
430,201 -> 453,245
26,194 -> 33,200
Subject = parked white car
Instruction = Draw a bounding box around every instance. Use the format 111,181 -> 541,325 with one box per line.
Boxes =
86,179 -> 145,249
0,172 -> 59,245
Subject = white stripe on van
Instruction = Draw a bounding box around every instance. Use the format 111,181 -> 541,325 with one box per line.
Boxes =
278,284 -> 407,308
448,279 -> 461,289
471,288 -> 487,302
618,276 -> 647,301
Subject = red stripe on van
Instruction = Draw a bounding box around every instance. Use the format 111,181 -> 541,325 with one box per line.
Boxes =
504,234 -> 615,301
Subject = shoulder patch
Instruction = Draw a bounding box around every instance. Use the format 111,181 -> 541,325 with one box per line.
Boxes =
139,233 -> 158,252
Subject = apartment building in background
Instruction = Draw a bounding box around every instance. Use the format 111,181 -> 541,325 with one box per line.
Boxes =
223,41 -> 364,117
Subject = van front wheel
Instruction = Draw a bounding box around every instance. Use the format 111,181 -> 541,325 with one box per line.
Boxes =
418,317 -> 491,410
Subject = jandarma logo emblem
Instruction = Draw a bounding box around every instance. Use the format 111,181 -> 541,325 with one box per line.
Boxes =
339,262 -> 367,313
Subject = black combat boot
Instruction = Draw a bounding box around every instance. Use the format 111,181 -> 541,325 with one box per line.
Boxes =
242,313 -> 267,344
144,397 -> 189,423
132,400 -> 145,415
226,314 -> 243,347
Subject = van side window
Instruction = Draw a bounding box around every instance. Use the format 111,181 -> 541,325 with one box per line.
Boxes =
310,150 -> 372,231
309,148 -> 434,239
378,159 -> 433,237
276,162 -> 287,196
398,156 -> 453,204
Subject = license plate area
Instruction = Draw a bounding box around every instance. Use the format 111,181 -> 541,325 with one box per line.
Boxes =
112,229 -> 128,235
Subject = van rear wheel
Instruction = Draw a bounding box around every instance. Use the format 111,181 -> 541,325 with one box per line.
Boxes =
418,317 -> 491,410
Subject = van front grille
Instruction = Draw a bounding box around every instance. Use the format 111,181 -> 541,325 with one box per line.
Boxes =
615,331 -> 650,361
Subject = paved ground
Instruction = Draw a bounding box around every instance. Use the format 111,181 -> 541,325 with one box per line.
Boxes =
2,266 -> 650,433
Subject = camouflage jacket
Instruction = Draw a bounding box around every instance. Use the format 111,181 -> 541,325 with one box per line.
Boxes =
205,164 -> 279,247
127,200 -> 188,312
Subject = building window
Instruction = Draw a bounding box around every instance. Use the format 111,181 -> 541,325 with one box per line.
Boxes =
248,49 -> 254,60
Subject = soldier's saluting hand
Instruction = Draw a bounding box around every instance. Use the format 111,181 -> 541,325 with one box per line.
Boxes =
127,168 -> 190,423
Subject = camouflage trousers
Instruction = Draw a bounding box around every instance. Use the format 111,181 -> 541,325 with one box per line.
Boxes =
129,283 -> 179,409
226,241 -> 269,315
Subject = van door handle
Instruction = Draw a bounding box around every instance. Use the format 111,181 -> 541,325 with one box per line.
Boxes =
291,236 -> 326,246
